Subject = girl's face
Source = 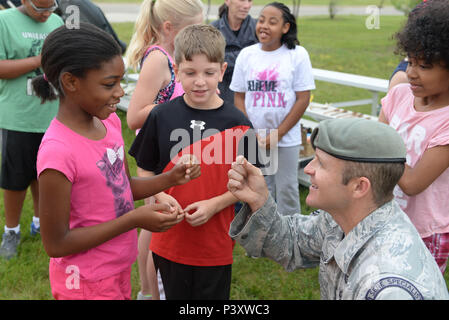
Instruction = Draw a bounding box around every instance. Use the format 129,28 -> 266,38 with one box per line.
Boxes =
76,55 -> 125,120
407,57 -> 449,102
256,5 -> 290,51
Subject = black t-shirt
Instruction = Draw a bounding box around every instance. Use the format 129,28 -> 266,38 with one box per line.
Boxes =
129,95 -> 260,175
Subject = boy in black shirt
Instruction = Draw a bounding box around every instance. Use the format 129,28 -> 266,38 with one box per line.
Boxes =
129,24 -> 260,299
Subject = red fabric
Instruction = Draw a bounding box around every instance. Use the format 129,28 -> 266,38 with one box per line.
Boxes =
422,233 -> 449,274
150,127 -> 249,266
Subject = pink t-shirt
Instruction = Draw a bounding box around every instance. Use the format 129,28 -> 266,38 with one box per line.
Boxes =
135,45 -> 184,136
37,113 -> 138,281
381,83 -> 449,237
142,45 -> 184,102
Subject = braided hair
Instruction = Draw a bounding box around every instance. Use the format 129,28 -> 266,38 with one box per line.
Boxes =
265,2 -> 299,49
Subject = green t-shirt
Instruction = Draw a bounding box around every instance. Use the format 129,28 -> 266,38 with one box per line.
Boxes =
0,8 -> 63,132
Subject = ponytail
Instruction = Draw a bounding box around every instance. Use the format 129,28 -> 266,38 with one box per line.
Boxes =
218,4 -> 227,18
126,0 -> 160,70
34,23 -> 122,104
126,0 -> 204,71
32,74 -> 58,104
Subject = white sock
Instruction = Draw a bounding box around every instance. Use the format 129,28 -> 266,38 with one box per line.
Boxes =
32,216 -> 40,228
5,225 -> 20,234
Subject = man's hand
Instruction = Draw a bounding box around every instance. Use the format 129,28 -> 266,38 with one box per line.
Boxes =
227,156 -> 269,212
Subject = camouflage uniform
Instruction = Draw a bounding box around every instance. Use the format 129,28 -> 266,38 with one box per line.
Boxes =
229,196 -> 449,300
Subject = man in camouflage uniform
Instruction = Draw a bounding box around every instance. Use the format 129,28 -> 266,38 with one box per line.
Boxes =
227,118 -> 449,300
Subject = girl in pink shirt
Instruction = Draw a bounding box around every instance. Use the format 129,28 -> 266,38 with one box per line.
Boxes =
125,0 -> 203,300
379,0 -> 449,273
32,24 -> 200,300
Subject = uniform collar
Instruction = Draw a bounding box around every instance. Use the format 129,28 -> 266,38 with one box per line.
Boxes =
333,200 -> 396,274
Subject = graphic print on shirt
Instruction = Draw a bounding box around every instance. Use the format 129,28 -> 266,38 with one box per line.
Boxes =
190,120 -> 206,131
27,39 -> 44,76
96,145 -> 133,217
247,64 -> 286,108
390,114 -> 427,209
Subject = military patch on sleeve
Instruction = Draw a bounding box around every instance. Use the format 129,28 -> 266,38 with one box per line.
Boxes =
365,277 -> 424,300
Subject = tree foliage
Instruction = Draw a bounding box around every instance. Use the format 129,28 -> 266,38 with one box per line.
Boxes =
391,0 -> 421,14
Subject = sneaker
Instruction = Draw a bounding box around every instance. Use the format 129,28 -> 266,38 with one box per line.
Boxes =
30,221 -> 40,236
245,251 -> 259,259
0,231 -> 21,260
137,291 -> 152,300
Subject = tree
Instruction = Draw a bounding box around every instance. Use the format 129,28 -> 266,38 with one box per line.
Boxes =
391,0 -> 421,14
292,0 -> 301,19
328,0 -> 387,20
329,0 -> 338,19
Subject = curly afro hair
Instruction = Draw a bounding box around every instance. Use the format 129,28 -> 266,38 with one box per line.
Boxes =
395,0 -> 449,68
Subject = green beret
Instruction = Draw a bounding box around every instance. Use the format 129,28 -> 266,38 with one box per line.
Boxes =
310,118 -> 406,163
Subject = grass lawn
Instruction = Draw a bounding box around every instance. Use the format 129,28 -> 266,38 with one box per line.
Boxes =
1,14 -> 448,300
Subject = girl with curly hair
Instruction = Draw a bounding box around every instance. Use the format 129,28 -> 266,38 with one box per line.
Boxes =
379,0 -> 449,273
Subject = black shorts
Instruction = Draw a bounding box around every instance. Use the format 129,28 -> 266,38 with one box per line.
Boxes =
0,129 -> 44,190
153,252 -> 232,300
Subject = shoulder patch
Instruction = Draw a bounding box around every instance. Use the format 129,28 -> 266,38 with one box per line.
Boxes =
365,277 -> 424,300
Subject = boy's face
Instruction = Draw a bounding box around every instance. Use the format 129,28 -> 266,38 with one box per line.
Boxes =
303,148 -> 353,213
174,54 -> 227,109
22,0 -> 56,23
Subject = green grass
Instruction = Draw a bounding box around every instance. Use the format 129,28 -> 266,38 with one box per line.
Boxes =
1,14 -> 448,300
300,15 -> 406,113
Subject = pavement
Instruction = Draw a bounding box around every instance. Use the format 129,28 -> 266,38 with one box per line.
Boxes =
96,3 -> 404,23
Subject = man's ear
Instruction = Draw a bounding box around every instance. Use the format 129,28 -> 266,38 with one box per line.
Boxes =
351,176 -> 372,200
60,72 -> 79,93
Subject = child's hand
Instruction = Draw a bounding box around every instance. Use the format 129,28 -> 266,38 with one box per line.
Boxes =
169,154 -> 201,185
135,202 -> 184,232
154,192 -> 183,214
257,131 -> 278,150
183,199 -> 216,227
